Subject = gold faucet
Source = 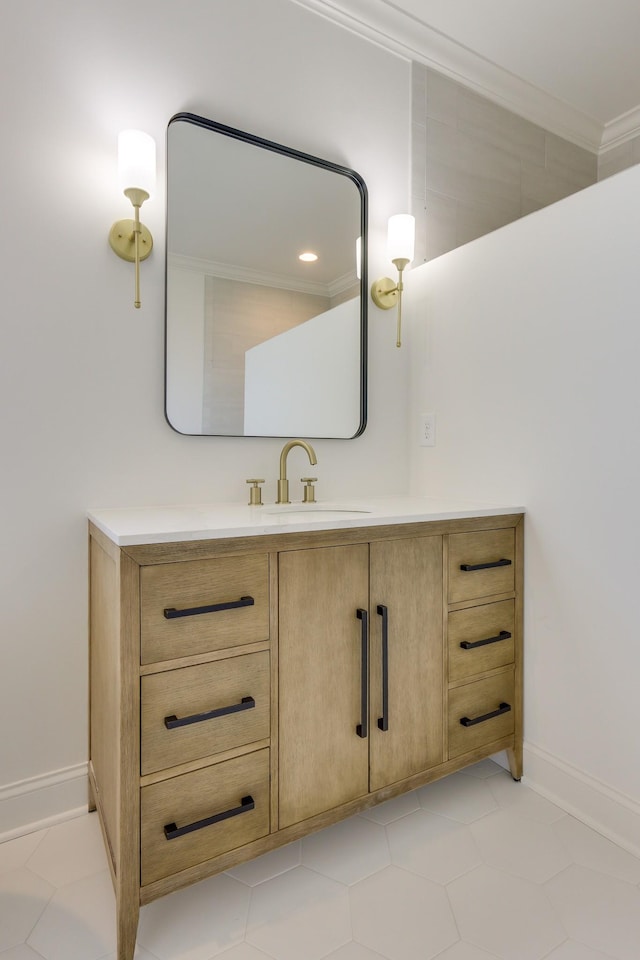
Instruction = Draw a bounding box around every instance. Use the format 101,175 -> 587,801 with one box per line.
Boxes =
277,439 -> 318,504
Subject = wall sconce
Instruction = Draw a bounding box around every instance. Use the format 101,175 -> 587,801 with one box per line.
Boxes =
108,130 -> 156,308
371,214 -> 415,347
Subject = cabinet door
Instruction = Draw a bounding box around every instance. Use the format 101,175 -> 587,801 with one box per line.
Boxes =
369,537 -> 443,792
278,544 -> 369,828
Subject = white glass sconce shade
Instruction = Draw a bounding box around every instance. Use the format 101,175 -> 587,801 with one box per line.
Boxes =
387,213 -> 415,264
117,129 -> 156,197
370,213 -> 416,348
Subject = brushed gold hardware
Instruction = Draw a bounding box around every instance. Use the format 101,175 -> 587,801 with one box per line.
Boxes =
301,478 -> 318,503
371,256 -> 409,348
276,440 -> 317,504
246,479 -> 265,506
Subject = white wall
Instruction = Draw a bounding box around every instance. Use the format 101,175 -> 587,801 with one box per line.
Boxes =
0,0 -> 411,834
244,299 -> 361,437
406,165 -> 640,851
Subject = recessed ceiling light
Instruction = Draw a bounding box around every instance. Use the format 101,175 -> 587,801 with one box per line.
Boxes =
299,252 -> 318,262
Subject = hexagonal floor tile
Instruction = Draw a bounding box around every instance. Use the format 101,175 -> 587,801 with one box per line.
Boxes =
138,873 -> 250,960
435,943 -> 501,960
0,831 -> 46,876
359,791 -> 420,824
552,816 -> 640,885
488,773 -> 565,823
546,864 -> 640,959
27,869 -> 115,960
386,807 -> 481,884
225,839 -> 301,886
418,772 -> 498,823
470,808 -> 571,882
245,865 -> 350,960
26,813 -> 107,888
350,864 -> 458,960
0,867 -> 54,953
543,940 -> 617,959
322,943 -> 389,960
448,864 -> 566,960
215,944 -> 278,960
0,945 -> 51,960
459,759 -> 503,780
301,816 -> 390,885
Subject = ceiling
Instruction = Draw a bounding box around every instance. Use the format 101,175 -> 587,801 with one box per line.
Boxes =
293,0 -> 640,153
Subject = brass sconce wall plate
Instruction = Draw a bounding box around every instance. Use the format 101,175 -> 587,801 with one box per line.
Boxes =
108,220 -> 153,262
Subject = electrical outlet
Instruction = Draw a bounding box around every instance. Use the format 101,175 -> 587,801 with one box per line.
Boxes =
419,412 -> 436,447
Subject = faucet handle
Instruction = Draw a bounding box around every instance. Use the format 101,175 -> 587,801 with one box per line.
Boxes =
246,478 -> 265,506
301,478 -> 318,504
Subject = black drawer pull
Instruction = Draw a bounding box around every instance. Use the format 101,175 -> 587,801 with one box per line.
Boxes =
460,702 -> 511,727
460,558 -> 511,572
356,608 -> 368,738
377,604 -> 389,732
164,595 -> 254,619
164,795 -> 255,840
460,630 -> 512,650
164,696 -> 255,730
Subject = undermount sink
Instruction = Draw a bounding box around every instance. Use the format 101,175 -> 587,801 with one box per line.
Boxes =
262,503 -> 372,517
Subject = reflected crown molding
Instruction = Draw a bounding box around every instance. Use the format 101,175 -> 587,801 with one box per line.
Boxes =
167,252 -> 356,299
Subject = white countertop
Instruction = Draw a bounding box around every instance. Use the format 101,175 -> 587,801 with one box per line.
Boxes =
88,496 -> 525,546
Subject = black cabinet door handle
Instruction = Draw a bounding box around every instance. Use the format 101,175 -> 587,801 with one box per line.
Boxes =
164,595 -> 254,619
460,630 -> 512,650
459,559 -> 512,572
460,702 -> 511,727
356,608 -> 368,738
164,795 -> 254,840
377,604 -> 389,732
164,696 -> 255,730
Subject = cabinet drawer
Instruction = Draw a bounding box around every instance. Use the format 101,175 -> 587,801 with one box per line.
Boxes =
448,600 -> 515,682
141,651 -> 270,775
140,554 -> 269,665
448,671 -> 515,759
448,529 -> 515,604
141,748 -> 270,885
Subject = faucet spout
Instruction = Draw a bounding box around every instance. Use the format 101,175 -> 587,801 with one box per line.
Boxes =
277,439 -> 318,504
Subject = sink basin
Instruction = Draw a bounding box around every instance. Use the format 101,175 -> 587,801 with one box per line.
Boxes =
262,504 -> 372,518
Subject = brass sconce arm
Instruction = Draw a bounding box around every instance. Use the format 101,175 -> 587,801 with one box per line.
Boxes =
108,130 -> 155,309
371,256 -> 410,348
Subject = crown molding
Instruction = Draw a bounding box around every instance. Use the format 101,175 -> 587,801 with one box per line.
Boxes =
168,253 -> 355,299
292,0 -> 609,153
600,104 -> 640,153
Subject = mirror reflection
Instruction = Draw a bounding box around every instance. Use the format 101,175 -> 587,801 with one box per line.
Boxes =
165,114 -> 367,438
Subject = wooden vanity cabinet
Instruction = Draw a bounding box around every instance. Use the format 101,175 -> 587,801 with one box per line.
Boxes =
278,535 -> 443,828
88,513 -> 523,960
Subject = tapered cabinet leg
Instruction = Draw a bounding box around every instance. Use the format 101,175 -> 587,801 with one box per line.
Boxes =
507,744 -> 523,781
116,896 -> 139,960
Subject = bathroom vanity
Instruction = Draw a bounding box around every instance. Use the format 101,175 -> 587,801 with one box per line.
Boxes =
88,498 -> 524,960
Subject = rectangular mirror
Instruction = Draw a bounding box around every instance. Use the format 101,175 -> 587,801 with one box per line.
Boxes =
165,113 -> 368,438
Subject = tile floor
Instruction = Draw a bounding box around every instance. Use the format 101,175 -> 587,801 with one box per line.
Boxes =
1,760 -> 640,960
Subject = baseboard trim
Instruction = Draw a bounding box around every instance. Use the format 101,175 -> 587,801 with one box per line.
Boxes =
0,762 -> 89,841
523,742 -> 640,858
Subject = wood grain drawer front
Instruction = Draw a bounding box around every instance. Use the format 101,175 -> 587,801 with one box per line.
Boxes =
448,529 -> 515,604
141,651 -> 270,775
448,671 -> 515,759
140,554 -> 269,665
141,748 -> 270,885
448,600 -> 515,682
